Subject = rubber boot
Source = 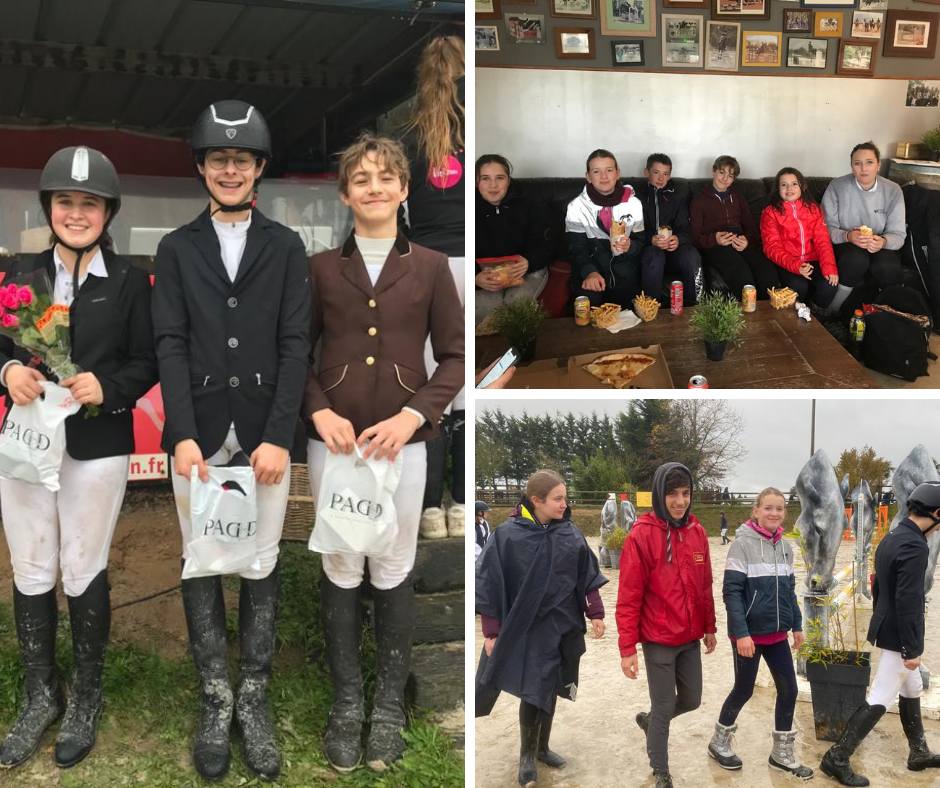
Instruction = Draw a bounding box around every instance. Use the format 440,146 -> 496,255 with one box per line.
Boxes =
819,702 -> 886,787
899,696 -> 940,771
56,570 -> 109,768
235,564 -> 281,782
636,711 -> 649,734
182,574 -> 233,781
537,712 -> 565,768
0,587 -> 63,768
769,729 -> 813,779
321,576 -> 364,773
518,722 -> 539,787
708,721 -> 743,770
365,580 -> 414,771
654,771 -> 674,788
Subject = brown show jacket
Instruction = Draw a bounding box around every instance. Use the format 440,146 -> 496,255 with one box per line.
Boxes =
304,232 -> 464,443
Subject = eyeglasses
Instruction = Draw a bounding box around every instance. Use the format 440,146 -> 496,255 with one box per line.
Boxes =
205,152 -> 258,171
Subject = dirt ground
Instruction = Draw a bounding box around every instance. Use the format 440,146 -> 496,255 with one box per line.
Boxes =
475,535 -> 940,787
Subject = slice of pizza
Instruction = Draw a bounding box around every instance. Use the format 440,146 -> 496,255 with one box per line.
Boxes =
583,353 -> 655,388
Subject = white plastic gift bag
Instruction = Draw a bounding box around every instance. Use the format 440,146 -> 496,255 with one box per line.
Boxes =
0,382 -> 81,491
183,462 -> 259,579
309,446 -> 403,556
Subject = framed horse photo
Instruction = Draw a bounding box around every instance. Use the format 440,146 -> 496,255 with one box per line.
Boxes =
601,0 -> 658,38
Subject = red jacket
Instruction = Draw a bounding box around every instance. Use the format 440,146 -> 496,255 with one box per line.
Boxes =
760,201 -> 837,277
616,512 -> 717,657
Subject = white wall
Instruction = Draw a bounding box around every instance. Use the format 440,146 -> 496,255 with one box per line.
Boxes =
477,67 -> 940,178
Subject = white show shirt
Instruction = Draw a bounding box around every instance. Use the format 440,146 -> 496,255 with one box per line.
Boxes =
212,215 -> 251,282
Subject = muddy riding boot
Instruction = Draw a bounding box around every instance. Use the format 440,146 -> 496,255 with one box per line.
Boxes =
235,564 -> 281,782
899,696 -> 940,771
654,771 -> 674,788
518,722 -> 539,787
708,721 -> 742,770
537,712 -> 566,768
819,702 -> 886,787
56,570 -> 109,768
365,580 -> 414,772
182,574 -> 233,781
0,587 -> 63,768
769,730 -> 814,778
321,577 -> 364,773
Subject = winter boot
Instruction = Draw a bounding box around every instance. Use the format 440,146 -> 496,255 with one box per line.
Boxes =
321,576 -> 364,773
0,587 -> 63,768
365,580 -> 414,771
56,570 -> 109,768
899,696 -> 940,771
235,564 -> 281,781
518,722 -> 539,787
636,711 -> 649,734
769,730 -> 814,779
536,712 -> 565,768
419,507 -> 447,539
446,503 -> 466,538
819,702 -> 886,786
707,721 -> 743,770
182,574 -> 233,781
654,771 -> 674,788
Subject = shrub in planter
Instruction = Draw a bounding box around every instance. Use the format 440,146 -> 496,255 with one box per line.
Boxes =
605,527 -> 628,569
491,297 -> 550,363
688,291 -> 745,361
921,128 -> 940,161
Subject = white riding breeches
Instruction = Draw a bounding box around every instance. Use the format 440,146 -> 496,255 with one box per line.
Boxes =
866,647 -> 924,707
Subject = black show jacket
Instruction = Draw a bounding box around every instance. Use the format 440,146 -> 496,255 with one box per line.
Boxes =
152,208 -> 311,458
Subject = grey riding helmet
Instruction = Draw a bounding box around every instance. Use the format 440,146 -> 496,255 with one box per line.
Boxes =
38,147 -> 122,240
191,100 -> 272,163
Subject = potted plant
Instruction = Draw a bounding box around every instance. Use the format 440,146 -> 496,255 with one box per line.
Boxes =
921,127 -> 940,162
491,297 -> 550,363
605,527 -> 628,570
688,291 -> 746,361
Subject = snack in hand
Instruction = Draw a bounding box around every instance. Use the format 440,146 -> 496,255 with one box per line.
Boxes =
476,255 -> 525,287
658,225 -> 673,238
584,353 -> 656,389
856,226 -> 873,237
610,219 -> 627,252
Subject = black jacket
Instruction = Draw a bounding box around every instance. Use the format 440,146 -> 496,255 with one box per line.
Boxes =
867,517 -> 928,659
634,180 -> 694,247
152,208 -> 311,457
0,249 -> 157,460
475,517 -> 490,550
902,184 -> 940,329
474,181 -> 552,276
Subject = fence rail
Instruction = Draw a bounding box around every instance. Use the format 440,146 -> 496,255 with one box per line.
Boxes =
475,489 -> 896,508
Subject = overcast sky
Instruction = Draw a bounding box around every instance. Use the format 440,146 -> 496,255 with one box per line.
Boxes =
476,398 -> 940,493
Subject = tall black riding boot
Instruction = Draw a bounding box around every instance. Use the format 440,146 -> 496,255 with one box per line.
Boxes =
365,579 -> 414,772
518,720 -> 539,787
235,563 -> 281,782
819,702 -> 886,786
321,576 -> 364,773
537,711 -> 565,768
182,574 -> 233,781
899,696 -> 940,771
0,586 -> 63,768
56,570 -> 109,768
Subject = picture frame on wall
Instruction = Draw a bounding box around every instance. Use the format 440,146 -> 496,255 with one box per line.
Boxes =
611,39 -> 647,64
476,0 -> 502,20
556,26 -> 597,57
508,0 -> 538,3
662,14 -> 704,65
601,0 -> 658,38
663,0 -> 708,9
906,80 -> 940,107
705,20 -> 741,69
784,9 -> 813,33
551,0 -> 598,19
814,12 -> 843,37
787,36 -> 829,66
711,0 -> 771,23
476,25 -> 501,50
858,0 -> 886,9
801,0 -> 855,8
504,12 -> 546,43
836,37 -> 876,73
741,30 -> 781,65
883,10 -> 938,56
850,11 -> 883,38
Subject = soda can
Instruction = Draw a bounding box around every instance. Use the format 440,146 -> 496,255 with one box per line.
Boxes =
688,375 -> 709,389
574,296 -> 591,326
742,285 -> 757,313
670,281 -> 683,315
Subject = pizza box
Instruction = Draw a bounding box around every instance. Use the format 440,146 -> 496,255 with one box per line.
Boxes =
502,358 -> 570,389
567,345 -> 674,389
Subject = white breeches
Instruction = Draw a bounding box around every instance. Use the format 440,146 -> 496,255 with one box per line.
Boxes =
171,425 -> 290,580
308,440 -> 427,590
866,648 -> 924,707
2,453 -> 129,597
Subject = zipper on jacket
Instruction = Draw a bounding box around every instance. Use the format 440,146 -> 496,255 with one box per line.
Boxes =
790,203 -> 806,260
775,539 -> 780,631
746,589 -> 758,617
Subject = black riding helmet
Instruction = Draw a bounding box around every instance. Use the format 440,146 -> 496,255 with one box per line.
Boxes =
475,501 -> 491,514
908,481 -> 940,533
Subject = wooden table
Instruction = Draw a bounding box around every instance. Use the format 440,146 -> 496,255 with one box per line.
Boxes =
476,302 -> 879,389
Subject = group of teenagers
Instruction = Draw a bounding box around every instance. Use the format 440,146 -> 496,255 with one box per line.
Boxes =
0,35 -> 466,782
475,463 -> 940,788
474,140 -> 907,323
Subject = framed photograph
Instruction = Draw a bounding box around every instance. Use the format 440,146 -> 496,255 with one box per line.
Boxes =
907,79 -> 940,106
850,11 -> 883,38
814,12 -> 843,36
801,0 -> 855,8
741,30 -> 782,65
476,0 -> 501,19
706,20 -> 741,69
837,38 -> 876,73
784,9 -> 813,33
551,0 -> 597,18
601,0 -> 658,38
858,0 -> 886,9
661,14 -> 704,65
663,0 -> 708,9
711,0 -> 771,23
504,13 -> 546,43
476,25 -> 501,50
787,35 -> 829,66
883,10 -> 938,56
556,26 -> 597,57
508,0 -> 538,3
611,39 -> 646,64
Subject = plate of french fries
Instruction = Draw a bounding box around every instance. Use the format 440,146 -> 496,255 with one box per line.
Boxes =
590,303 -> 622,329
633,292 -> 661,322
767,286 -> 798,310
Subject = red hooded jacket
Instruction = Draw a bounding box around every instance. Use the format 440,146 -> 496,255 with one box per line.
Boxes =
616,512 -> 717,657
759,200 -> 837,277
